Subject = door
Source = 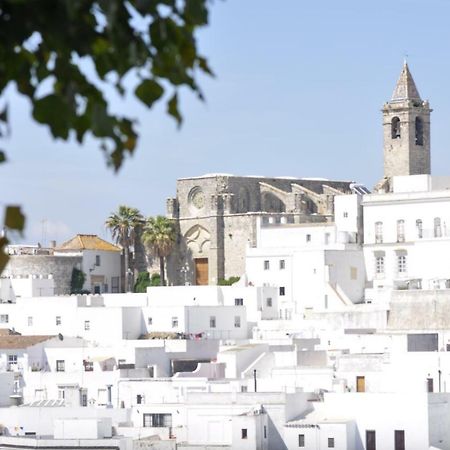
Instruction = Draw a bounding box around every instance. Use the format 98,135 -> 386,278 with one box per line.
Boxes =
356,376 -> 365,393
195,258 -> 209,285
366,430 -> 376,450
394,430 -> 405,450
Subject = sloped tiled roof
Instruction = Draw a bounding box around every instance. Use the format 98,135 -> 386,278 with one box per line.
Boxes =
57,235 -> 120,252
0,335 -> 55,349
0,329 -> 21,336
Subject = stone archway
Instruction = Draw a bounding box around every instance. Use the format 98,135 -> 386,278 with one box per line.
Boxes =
184,225 -> 211,285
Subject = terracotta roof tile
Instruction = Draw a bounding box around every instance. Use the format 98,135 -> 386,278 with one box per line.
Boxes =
57,235 -> 120,252
0,335 -> 55,349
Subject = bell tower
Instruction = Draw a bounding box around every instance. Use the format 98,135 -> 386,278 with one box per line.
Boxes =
382,62 -> 431,179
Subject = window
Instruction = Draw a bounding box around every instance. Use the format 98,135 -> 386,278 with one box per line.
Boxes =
397,255 -> 407,274
234,316 -> 241,328
84,320 -> 90,331
171,317 -> 178,328
56,360 -> 65,372
328,437 -> 335,448
264,260 -> 270,270
350,267 -> 357,280
298,434 -> 305,447
241,385 -> 248,392
279,259 -> 285,270
147,317 -> 152,326
391,116 -> 401,139
306,234 -> 311,242
416,219 -> 423,238
375,256 -> 385,276
395,430 -> 405,450
279,287 -> 285,296
397,219 -> 405,242
27,316 -> 33,326
136,394 -> 143,404
415,117 -> 423,146
58,388 -> 65,400
0,314 -> 9,324
241,429 -> 248,439
343,211 -> 348,218
235,298 -> 244,306
266,298 -> 272,307
434,217 -> 442,238
427,377 -> 434,393
375,221 -> 383,243
111,276 -> 120,293
95,255 -> 101,266
210,316 -> 216,328
7,354 -> 17,370
366,430 -> 376,450
97,388 -> 107,405
56,316 -> 61,326
143,413 -> 172,428
80,389 -> 88,407
264,425 -> 267,439
84,361 -> 93,372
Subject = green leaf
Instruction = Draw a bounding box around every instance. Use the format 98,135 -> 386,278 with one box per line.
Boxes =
0,105 -> 8,123
0,237 -> 9,274
91,103 -> 114,137
184,0 -> 208,25
32,95 -> 71,139
198,56 -> 214,76
167,92 -> 182,126
4,206 -> 25,232
0,151 -> 6,164
135,79 -> 164,107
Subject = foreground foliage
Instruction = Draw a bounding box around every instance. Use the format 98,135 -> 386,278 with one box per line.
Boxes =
0,0 -> 214,272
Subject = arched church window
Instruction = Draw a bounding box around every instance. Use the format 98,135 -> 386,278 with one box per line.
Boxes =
415,117 -> 424,146
391,117 -> 401,139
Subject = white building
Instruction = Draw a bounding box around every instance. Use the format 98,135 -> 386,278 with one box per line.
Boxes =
364,174 -> 450,304
246,193 -> 366,319
0,275 -> 55,303
55,234 -> 121,294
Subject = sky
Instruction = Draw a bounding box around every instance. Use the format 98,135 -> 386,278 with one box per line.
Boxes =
2,0 -> 450,245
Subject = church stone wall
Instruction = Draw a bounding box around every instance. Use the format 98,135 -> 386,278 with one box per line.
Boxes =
167,174 -> 352,286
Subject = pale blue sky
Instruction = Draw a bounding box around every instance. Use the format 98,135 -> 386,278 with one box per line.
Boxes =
2,0 -> 450,244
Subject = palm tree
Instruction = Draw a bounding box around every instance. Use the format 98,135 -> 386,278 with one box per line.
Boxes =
142,216 -> 177,286
105,205 -> 143,292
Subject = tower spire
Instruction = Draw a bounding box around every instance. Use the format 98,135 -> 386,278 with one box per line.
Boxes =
380,62 -> 431,184
391,62 -> 421,102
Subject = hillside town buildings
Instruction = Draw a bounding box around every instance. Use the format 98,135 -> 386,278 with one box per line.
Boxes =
1,63 -> 450,449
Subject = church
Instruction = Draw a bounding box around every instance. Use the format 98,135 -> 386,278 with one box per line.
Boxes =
164,63 -> 434,287
164,62 -> 433,287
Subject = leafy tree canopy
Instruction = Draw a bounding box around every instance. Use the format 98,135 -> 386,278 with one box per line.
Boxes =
0,0 -> 214,272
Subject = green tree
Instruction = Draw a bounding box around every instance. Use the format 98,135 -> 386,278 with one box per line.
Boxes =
0,0 -> 214,272
134,272 -> 161,291
105,205 -> 143,292
70,267 -> 87,294
142,215 -> 176,286
134,271 -> 151,293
